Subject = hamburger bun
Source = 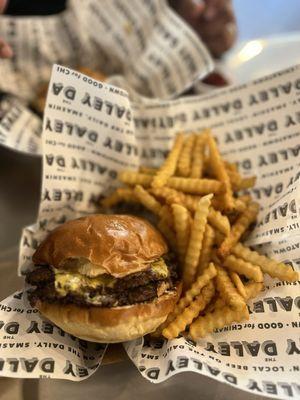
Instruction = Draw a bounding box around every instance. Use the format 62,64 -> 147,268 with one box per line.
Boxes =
36,283 -> 181,343
33,214 -> 168,277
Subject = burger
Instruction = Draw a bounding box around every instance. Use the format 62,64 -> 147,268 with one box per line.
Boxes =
26,214 -> 181,343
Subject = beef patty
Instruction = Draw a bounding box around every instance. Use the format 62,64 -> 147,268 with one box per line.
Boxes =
26,256 -> 177,308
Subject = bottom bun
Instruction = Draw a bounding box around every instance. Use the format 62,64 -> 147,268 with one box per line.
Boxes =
36,284 -> 181,343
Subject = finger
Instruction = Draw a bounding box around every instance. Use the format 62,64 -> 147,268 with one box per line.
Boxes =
0,0 -> 8,14
204,0 -> 229,9
169,0 -> 205,20
0,38 -> 13,58
189,0 -> 205,17
204,22 -> 237,45
195,10 -> 236,37
203,0 -> 232,21
203,24 -> 237,57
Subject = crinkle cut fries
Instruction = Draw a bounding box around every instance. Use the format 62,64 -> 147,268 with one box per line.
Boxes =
101,130 -> 299,339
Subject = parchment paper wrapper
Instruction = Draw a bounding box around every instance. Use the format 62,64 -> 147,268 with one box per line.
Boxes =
0,0 -> 212,155
0,94 -> 42,154
0,63 -> 298,396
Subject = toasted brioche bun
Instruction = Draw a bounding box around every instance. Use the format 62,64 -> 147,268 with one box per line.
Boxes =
36,284 -> 181,343
33,214 -> 168,278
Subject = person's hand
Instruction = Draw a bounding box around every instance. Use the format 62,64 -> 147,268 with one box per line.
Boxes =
0,0 -> 13,58
169,0 -> 237,58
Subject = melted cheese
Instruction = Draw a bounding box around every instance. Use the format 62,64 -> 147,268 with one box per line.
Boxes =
151,259 -> 168,278
54,272 -> 116,297
54,258 -> 169,297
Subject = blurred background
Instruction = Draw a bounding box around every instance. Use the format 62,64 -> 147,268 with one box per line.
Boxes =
2,0 -> 300,255
234,0 -> 300,40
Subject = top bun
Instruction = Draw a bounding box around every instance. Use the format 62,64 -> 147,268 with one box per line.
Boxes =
33,214 -> 168,277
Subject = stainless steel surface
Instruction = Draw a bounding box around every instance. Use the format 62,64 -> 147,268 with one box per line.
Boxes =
28,363 -> 265,400
0,362 -> 264,400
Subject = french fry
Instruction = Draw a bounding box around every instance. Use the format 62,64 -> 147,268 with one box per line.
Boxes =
224,161 -> 238,173
208,208 -> 230,236
161,263 -> 217,331
226,168 -> 242,190
133,185 -> 162,216
238,194 -> 252,204
232,243 -> 299,282
172,204 -> 190,265
211,250 -> 222,265
139,166 -> 157,175
215,265 -> 246,310
181,194 -> 202,212
208,281 -> 263,314
211,195 -> 245,212
190,304 -> 249,339
225,165 -> 256,191
152,134 -> 185,188
119,171 -> 152,187
183,194 -> 213,289
214,229 -> 225,246
207,132 -> 234,210
121,172 -> 223,195
197,224 -> 215,275
190,134 -> 205,178
168,177 -> 223,195
157,263 -> 217,332
150,188 -> 204,218
150,187 -> 185,205
101,187 -> 136,208
157,219 -> 177,252
232,194 -> 252,213
244,281 -> 264,300
159,205 -> 174,227
203,153 -> 211,176
232,198 -> 246,212
235,176 -> 256,191
162,282 -> 214,339
181,262 -> 217,307
224,254 -> 263,282
218,202 -> 259,258
229,272 -> 247,299
205,295 -> 226,313
165,193 -> 200,212
102,125 -> 299,341
177,134 -> 196,177
211,196 -> 226,211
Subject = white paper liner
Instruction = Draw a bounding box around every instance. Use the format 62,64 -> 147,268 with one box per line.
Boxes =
0,95 -> 42,154
0,63 -> 298,396
0,0 -> 212,155
0,291 -> 107,380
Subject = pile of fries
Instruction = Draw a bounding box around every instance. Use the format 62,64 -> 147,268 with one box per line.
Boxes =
101,130 -> 299,340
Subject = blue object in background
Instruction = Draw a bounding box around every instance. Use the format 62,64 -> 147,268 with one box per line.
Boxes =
234,0 -> 300,40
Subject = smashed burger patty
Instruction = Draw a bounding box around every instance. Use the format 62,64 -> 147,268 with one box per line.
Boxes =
27,256 -> 177,308
26,214 -> 182,343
